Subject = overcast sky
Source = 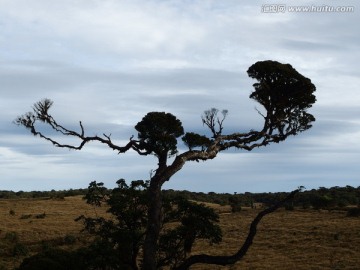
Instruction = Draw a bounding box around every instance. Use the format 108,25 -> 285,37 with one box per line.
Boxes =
1,0 -> 359,193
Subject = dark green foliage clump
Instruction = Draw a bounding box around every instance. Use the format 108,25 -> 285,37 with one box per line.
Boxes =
284,203 -> 294,211
4,232 -> 19,242
2,231 -> 29,258
12,243 -> 29,257
63,234 -> 77,245
159,197 -> 222,268
35,213 -> 46,219
4,185 -> 359,209
0,189 -> 89,199
248,60 -> 316,138
77,180 -> 148,269
135,112 -> 184,157
182,132 -> 212,150
229,196 -> 242,213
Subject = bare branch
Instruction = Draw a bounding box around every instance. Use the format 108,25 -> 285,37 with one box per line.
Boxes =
255,107 -> 266,119
79,121 -> 84,137
103,133 -> 112,141
15,99 -> 138,154
202,108 -> 228,137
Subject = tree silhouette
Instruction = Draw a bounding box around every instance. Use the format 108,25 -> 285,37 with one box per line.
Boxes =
75,180 -> 222,270
15,60 -> 316,269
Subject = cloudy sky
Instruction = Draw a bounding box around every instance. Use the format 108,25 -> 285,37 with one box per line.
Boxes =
1,0 -> 359,193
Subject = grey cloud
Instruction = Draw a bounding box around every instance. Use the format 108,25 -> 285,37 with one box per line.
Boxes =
282,39 -> 343,51
1,60 -> 248,94
1,0 -> 360,192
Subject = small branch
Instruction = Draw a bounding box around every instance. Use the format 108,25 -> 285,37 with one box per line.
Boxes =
103,133 -> 112,141
255,107 -> 266,119
202,108 -> 227,137
132,145 -> 152,156
79,121 -> 84,137
174,189 -> 301,270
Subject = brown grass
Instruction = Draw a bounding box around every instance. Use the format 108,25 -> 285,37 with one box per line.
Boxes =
0,196 -> 106,269
1,197 -> 359,269
191,208 -> 360,270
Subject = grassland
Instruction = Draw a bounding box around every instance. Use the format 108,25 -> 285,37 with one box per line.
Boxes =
0,196 -> 359,269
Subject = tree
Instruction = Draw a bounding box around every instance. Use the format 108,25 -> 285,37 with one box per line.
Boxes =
75,180 -> 222,270
15,60 -> 316,269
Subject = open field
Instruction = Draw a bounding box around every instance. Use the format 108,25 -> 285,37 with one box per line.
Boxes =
1,196 -> 359,269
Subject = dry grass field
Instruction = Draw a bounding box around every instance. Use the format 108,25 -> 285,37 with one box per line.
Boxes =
0,196 -> 359,269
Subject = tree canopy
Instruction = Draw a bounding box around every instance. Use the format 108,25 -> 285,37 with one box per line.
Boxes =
248,60 -> 316,137
135,112 -> 184,158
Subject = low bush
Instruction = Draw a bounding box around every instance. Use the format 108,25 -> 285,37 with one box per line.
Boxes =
229,196 -> 242,213
347,207 -> 360,217
20,214 -> 32,220
35,213 -> 46,219
13,243 -> 29,256
63,234 -> 77,245
4,232 -> 19,242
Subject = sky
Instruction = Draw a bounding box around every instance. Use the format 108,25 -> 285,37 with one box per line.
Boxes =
1,0 -> 359,193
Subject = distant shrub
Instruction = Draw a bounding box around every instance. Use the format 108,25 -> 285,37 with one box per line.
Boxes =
40,241 -> 52,252
285,203 -> 294,211
51,193 -> 65,200
4,232 -> 19,242
13,242 -> 29,256
347,207 -> 360,217
229,196 -> 242,213
20,214 -> 32,220
9,209 -> 16,216
63,234 -> 77,245
35,213 -> 46,219
230,204 -> 242,212
311,195 -> 335,210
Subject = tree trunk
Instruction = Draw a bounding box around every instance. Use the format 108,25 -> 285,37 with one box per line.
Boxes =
142,178 -> 163,270
142,152 -> 213,269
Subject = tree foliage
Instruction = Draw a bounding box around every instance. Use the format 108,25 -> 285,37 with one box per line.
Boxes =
135,112 -> 184,158
248,60 -> 316,137
76,180 -> 222,270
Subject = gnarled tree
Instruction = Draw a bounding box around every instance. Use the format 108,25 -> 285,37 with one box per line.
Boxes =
15,60 -> 316,269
